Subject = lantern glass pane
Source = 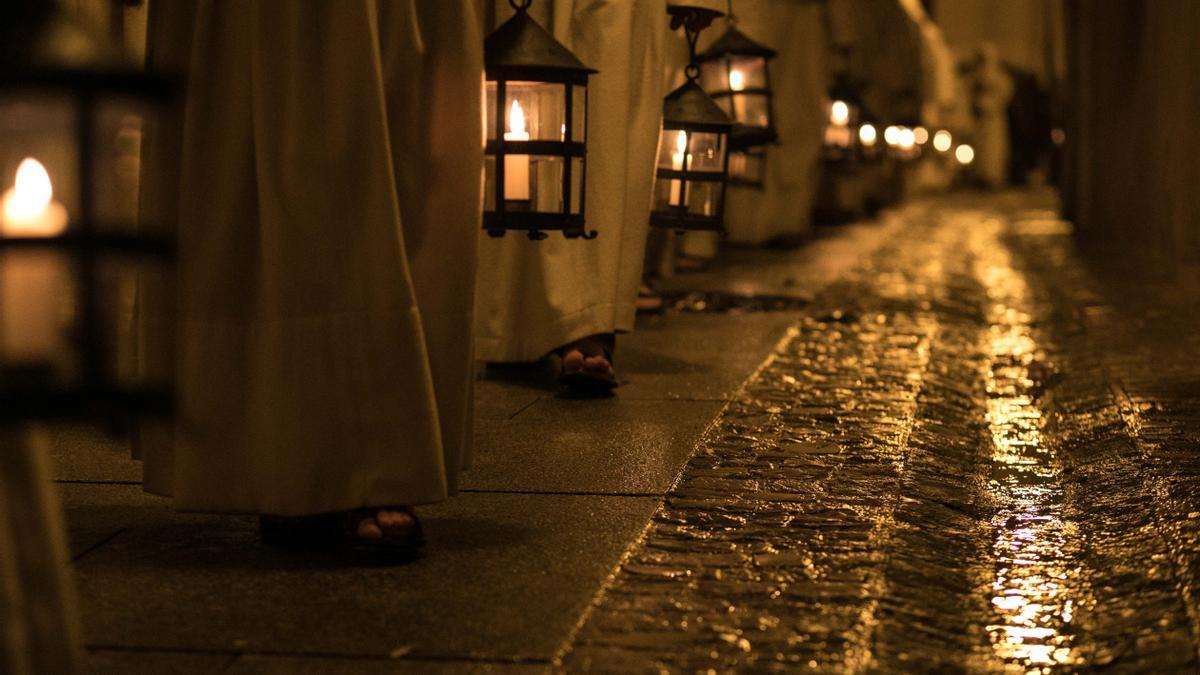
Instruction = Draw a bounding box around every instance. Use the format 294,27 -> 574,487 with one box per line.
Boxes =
503,81 -> 565,142
571,85 -> 586,142
93,97 -> 153,232
0,92 -> 80,221
527,155 -> 564,213
570,157 -> 583,214
698,60 -> 726,94
486,82 -> 498,140
687,132 -> 726,172
0,248 -> 78,380
652,175 -> 683,211
685,180 -> 722,217
97,255 -> 172,389
728,56 -> 767,90
483,156 -> 496,210
734,93 -> 770,128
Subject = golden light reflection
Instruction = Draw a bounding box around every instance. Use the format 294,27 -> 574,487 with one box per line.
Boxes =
976,227 -> 1079,673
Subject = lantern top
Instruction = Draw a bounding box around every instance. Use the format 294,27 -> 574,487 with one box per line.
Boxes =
663,79 -> 733,133
696,27 -> 777,62
485,9 -> 596,82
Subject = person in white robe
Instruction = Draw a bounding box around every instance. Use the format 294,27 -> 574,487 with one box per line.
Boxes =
973,42 -> 1014,188
135,0 -> 481,541
474,0 -> 697,389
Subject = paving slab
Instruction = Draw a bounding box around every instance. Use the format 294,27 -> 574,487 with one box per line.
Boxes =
49,422 -> 142,483
467,398 -> 724,494
66,483 -> 657,662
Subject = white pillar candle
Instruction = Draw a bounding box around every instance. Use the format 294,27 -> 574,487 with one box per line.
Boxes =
669,130 -> 687,206
0,158 -> 70,365
503,100 -> 530,201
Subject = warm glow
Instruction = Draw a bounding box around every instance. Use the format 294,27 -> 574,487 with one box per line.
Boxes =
858,124 -> 877,146
883,125 -> 900,146
675,129 -> 688,155
2,158 -> 68,236
729,69 -> 745,92
508,100 -> 526,135
933,130 -> 953,152
898,127 -> 916,150
830,100 -> 850,126
914,126 -> 929,145
956,144 -> 976,165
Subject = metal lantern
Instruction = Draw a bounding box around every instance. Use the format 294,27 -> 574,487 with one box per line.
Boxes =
650,6 -> 733,234
695,12 -> 777,150
824,73 -> 861,162
0,4 -> 175,422
856,107 -> 884,163
484,0 -> 597,241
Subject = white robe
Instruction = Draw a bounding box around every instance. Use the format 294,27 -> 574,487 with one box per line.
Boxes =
136,0 -> 482,516
473,0 -> 670,363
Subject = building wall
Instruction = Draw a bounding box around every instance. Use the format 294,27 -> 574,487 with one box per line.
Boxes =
1064,0 -> 1200,276
934,0 -> 1062,82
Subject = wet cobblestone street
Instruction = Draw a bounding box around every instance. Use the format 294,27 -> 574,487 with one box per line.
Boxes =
560,194 -> 1200,673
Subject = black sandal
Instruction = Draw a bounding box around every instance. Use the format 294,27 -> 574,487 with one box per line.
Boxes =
556,334 -> 618,397
260,506 -> 424,560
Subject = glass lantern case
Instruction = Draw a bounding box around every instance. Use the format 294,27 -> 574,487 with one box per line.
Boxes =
650,80 -> 733,234
0,5 -> 175,421
484,1 -> 597,240
696,26 -> 777,150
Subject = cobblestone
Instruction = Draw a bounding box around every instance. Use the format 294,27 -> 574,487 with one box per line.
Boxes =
558,195 -> 1200,673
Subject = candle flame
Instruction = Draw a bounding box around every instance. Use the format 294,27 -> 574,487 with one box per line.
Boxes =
675,130 -> 688,155
508,100 -> 526,135
729,69 -> 745,92
6,158 -> 53,221
831,100 -> 850,126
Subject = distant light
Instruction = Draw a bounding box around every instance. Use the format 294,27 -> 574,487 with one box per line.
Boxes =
933,130 -> 952,152
729,69 -> 745,92
955,144 -> 975,165
898,128 -> 916,149
830,100 -> 850,126
913,126 -> 929,145
883,125 -> 901,146
858,123 -> 877,146
1051,128 -> 1066,145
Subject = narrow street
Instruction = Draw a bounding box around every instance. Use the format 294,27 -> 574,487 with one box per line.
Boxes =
61,192 -> 1200,673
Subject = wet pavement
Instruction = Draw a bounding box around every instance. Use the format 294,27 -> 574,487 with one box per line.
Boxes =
561,193 -> 1200,672
50,191 -> 1200,673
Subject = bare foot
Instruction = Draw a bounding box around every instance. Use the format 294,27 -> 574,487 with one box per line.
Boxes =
354,509 -> 418,540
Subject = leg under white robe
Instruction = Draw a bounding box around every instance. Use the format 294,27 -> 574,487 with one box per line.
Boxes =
473,1 -> 668,363
137,0 -> 481,516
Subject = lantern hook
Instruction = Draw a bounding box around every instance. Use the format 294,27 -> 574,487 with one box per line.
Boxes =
508,0 -> 533,11
725,0 -> 738,25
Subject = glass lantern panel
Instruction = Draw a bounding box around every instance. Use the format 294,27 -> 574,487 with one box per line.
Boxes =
0,248 -> 78,382
530,156 -> 561,212
486,82 -> 498,140
699,60 -> 726,94
732,93 -> 770,128
97,255 -> 173,390
652,174 -> 685,211
0,91 -> 80,222
503,81 -> 566,142
483,156 -> 496,210
657,129 -> 691,171
570,157 -> 584,215
94,97 -> 155,232
727,56 -> 767,91
688,132 -> 726,172
571,85 -> 587,142
685,180 -> 723,217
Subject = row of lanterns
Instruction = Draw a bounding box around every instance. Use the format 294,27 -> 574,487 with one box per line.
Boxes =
484,0 -> 778,239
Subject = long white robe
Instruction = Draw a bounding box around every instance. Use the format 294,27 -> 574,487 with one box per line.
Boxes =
473,1 -> 669,363
721,0 -> 827,245
136,0 -> 481,516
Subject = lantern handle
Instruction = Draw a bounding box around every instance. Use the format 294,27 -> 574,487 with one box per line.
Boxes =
725,0 -> 737,25
508,0 -> 533,11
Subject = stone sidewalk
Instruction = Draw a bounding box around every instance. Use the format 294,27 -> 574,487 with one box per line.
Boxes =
55,211 -> 904,673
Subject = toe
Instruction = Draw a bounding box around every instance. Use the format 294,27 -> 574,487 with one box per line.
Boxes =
583,355 -> 613,375
376,510 -> 417,538
355,517 -> 384,540
562,349 -> 585,373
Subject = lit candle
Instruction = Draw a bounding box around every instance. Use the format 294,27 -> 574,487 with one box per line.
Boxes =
669,130 -> 687,206
503,100 -> 530,202
0,158 -> 70,365
728,69 -> 747,123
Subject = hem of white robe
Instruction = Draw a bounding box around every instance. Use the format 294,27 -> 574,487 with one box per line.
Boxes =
476,300 -> 636,363
141,482 -> 454,516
